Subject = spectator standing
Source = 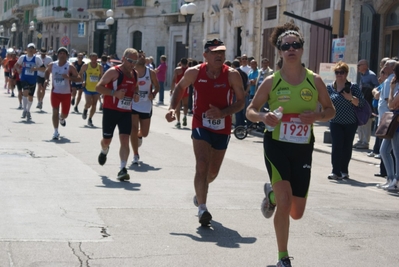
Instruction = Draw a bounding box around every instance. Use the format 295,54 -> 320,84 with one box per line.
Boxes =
232,60 -> 248,127
354,59 -> 379,149
155,55 -> 167,105
239,54 -> 251,74
326,61 -> 364,180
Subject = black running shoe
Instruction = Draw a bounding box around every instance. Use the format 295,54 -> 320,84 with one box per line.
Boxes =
74,106 -> 79,113
117,167 -> 130,181
71,98 -> 75,106
60,118 -> 66,127
88,118 -> 93,127
98,151 -> 107,166
198,209 -> 212,226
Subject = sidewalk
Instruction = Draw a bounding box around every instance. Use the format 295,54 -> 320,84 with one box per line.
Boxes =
160,87 -> 380,166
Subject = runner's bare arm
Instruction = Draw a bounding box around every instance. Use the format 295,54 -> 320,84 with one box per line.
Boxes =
169,67 -> 198,110
66,65 -> 81,83
95,68 -> 125,99
149,69 -> 160,100
43,63 -> 53,88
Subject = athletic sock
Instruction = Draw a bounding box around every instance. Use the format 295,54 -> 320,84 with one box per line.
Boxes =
101,147 -> 109,154
27,101 -> 33,112
278,251 -> 289,261
198,204 -> 207,211
22,96 -> 28,110
120,161 -> 127,169
269,191 -> 276,205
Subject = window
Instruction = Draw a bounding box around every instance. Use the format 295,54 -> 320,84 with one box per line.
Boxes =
264,6 -> 277,21
315,0 -> 330,11
386,4 -> 399,26
132,31 -> 142,51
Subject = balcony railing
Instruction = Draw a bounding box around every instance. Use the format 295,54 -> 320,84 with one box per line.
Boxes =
116,0 -> 145,8
35,6 -> 55,21
19,0 -> 39,9
87,0 -> 113,10
53,9 -> 90,21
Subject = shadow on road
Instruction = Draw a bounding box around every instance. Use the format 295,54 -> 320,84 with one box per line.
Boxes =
97,175 -> 141,191
128,162 -> 161,172
330,178 -> 378,188
170,220 -> 256,248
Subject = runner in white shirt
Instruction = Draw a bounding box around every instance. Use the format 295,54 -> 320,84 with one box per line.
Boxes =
36,47 -> 53,110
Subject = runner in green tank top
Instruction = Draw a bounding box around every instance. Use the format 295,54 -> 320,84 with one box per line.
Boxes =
246,22 -> 336,267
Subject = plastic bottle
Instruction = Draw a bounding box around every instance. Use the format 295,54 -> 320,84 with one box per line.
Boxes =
265,106 -> 284,132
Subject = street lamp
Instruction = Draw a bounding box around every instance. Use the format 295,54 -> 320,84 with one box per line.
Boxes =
105,9 -> 114,56
11,23 -> 17,47
0,25 -> 4,36
180,1 -> 197,58
29,21 -> 35,44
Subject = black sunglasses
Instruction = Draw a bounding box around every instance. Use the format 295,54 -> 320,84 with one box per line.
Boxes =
280,41 -> 303,51
335,70 -> 346,75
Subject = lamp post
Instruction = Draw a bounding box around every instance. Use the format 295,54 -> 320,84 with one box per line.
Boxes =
11,23 -> 17,47
0,25 -> 4,37
29,21 -> 35,44
180,1 -> 197,59
105,9 -> 114,56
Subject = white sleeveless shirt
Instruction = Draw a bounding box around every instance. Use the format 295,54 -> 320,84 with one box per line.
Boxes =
52,61 -> 71,94
132,67 -> 152,113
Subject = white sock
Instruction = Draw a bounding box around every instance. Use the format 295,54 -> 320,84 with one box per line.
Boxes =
22,96 -> 28,110
101,147 -> 109,154
120,161 -> 127,169
198,204 -> 207,211
27,101 -> 33,112
54,128 -> 58,134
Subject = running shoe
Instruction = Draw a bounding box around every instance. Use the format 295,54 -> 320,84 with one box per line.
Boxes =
377,181 -> 390,189
88,118 -> 93,127
60,118 -> 66,127
71,98 -> 75,106
341,173 -> 350,179
198,209 -> 212,226
132,154 -> 140,165
138,137 -> 143,147
26,112 -> 32,121
367,152 -> 375,157
52,132 -> 60,140
328,173 -> 342,180
193,195 -> 199,207
11,92 -> 15,97
38,102 -> 43,110
276,257 -> 293,267
98,150 -> 108,166
74,106 -> 79,113
82,109 -> 88,120
117,167 -> 130,181
385,179 -> 398,191
21,110 -> 27,118
175,122 -> 181,129
36,103 -> 40,109
261,183 -> 276,219
182,116 -> 187,126
18,104 -> 22,110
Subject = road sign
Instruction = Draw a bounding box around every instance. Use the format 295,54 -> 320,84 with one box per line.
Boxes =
37,33 -> 42,39
61,36 -> 70,46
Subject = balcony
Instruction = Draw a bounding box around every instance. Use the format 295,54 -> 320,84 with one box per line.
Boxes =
53,9 -> 90,21
19,0 -> 39,9
116,0 -> 145,16
35,6 -> 55,22
87,0 -> 113,17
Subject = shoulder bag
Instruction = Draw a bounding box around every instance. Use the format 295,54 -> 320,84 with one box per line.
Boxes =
375,112 -> 399,139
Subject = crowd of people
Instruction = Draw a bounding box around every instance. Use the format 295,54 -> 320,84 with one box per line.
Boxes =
1,21 -> 398,267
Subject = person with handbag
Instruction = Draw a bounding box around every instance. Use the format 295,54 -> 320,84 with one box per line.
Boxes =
379,61 -> 399,191
326,61 -> 365,180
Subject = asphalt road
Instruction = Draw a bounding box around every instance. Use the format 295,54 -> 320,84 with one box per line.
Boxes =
0,75 -> 397,267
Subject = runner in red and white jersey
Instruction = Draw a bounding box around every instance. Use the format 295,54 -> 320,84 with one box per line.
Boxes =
165,39 -> 245,226
96,48 -> 139,182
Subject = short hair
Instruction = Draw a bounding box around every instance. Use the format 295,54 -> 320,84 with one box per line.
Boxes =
123,48 -> 138,58
232,60 -> 240,68
180,58 -> 188,65
160,55 -> 167,61
89,52 -> 98,57
224,60 -> 232,66
262,58 -> 270,63
333,61 -> 349,73
101,55 -> 107,61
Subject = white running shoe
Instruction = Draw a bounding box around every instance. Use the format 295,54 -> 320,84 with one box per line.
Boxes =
377,181 -> 390,189
132,154 -> 140,164
52,132 -> 60,140
385,179 -> 398,191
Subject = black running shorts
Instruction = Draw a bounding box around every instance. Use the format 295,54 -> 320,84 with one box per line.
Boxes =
102,108 -> 132,139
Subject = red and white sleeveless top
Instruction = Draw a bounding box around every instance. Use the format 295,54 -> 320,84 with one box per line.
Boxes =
192,63 -> 233,135
103,66 -> 137,112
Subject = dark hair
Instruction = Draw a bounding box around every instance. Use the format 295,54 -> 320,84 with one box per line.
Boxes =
224,60 -> 232,67
276,57 -> 283,69
392,62 -> 399,84
232,60 -> 240,68
269,22 -> 304,50
180,58 -> 188,65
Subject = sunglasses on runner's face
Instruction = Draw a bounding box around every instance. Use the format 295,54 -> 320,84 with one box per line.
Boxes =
126,58 -> 138,64
335,70 -> 346,75
280,41 -> 303,51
